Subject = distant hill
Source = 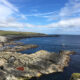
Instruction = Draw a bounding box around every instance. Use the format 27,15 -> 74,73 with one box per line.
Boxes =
0,30 -> 46,36
0,31 -> 60,41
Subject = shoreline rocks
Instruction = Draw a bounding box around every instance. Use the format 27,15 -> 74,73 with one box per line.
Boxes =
0,36 -> 8,43
0,34 -> 59,42
3,44 -> 38,52
70,73 -> 80,80
0,50 -> 75,80
4,42 -> 23,46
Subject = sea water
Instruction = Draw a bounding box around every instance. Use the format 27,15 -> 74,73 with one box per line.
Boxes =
17,35 -> 80,80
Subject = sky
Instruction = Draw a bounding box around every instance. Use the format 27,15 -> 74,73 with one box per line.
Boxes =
0,0 -> 80,34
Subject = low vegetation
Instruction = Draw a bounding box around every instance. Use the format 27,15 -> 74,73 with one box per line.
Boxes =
70,73 -> 80,80
0,30 -> 45,36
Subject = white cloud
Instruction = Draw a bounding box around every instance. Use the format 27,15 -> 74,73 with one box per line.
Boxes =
0,17 -> 80,30
44,0 -> 80,29
25,11 -> 57,18
39,0 -> 80,21
0,0 -> 19,12
0,20 -> 36,28
0,0 -> 80,34
0,22 -> 23,28
0,0 -> 18,21
0,0 -> 27,22
59,0 -> 80,18
47,17 -> 80,28
0,4 -> 13,20
26,0 -> 80,21
20,14 -> 27,20
0,0 -> 33,28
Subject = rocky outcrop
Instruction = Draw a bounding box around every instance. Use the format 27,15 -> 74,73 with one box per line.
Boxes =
0,40 -> 38,52
0,36 -> 7,43
3,44 -> 38,52
60,50 -> 75,55
4,42 -> 23,46
70,73 -> 80,80
0,50 -> 75,80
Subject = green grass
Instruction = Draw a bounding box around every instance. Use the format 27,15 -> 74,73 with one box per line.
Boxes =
0,30 -> 46,36
72,73 -> 80,78
70,73 -> 80,80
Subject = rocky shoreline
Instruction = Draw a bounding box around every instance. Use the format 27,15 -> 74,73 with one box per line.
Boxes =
0,36 -> 38,52
0,34 -> 60,42
0,42 -> 38,52
6,35 -> 59,41
70,73 -> 80,80
1,44 -> 38,52
0,35 -> 78,80
0,50 -> 75,80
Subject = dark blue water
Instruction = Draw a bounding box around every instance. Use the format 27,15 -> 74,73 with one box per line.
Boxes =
17,35 -> 80,80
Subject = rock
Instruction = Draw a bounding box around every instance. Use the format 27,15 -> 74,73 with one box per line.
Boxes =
13,44 -> 38,52
0,50 -> 75,80
0,36 -> 7,43
8,56 -> 16,63
0,58 -> 7,66
0,70 -> 7,80
5,41 -> 23,46
5,74 -> 29,80
6,74 -> 17,80
2,44 -> 38,52
60,50 -> 75,55
0,44 -> 3,47
70,73 -> 80,80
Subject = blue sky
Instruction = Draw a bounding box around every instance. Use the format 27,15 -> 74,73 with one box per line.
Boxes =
0,0 -> 80,34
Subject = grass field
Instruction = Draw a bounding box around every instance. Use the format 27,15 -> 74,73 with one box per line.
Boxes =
0,30 -> 45,36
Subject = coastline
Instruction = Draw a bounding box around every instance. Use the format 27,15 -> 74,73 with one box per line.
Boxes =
0,50 -> 75,80
0,31 -> 79,80
0,30 -> 60,41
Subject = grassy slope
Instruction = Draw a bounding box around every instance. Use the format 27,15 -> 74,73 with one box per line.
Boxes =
0,30 -> 46,36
